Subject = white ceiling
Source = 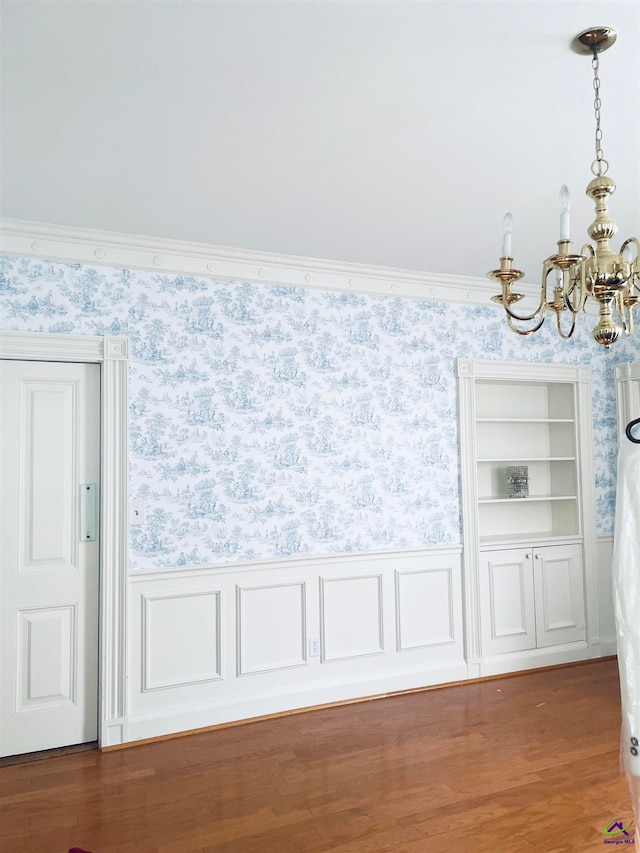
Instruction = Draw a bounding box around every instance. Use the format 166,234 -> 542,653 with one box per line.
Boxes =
1,0 -> 639,283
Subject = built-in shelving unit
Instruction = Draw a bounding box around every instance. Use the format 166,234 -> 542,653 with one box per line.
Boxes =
473,378 -> 579,542
456,359 -> 599,678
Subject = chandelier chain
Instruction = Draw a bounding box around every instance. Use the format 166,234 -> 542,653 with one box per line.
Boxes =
591,52 -> 608,176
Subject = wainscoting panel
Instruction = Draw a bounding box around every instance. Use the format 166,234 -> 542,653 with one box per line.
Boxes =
142,591 -> 222,691
596,534 -> 616,656
237,582 -> 307,675
395,566 -> 459,652
126,547 -> 466,743
320,574 -> 383,662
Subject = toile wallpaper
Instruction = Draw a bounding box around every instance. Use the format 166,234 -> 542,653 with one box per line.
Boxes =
1,254 -> 637,569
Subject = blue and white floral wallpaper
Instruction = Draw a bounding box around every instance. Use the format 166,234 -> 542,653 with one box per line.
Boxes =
1,254 -> 638,569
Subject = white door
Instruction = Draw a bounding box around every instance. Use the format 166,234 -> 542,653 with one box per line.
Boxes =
533,543 -> 585,648
0,360 -> 100,757
479,547 -> 536,656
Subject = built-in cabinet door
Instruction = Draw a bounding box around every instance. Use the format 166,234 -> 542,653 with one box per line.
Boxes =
533,543 -> 585,648
479,548 -> 536,656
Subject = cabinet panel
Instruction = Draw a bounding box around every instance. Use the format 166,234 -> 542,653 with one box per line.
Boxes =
479,549 -> 536,656
533,544 -> 585,647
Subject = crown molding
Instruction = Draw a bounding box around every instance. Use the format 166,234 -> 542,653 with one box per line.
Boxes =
0,218 -> 539,306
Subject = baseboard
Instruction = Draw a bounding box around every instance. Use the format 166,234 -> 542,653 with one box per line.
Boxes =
596,640 -> 617,657
103,655 -> 618,752
119,659 -> 469,745
479,642 -> 590,678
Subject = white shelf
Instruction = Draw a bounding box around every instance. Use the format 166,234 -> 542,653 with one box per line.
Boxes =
477,456 -> 576,463
476,418 -> 574,424
479,532 -> 583,546
478,495 -> 577,504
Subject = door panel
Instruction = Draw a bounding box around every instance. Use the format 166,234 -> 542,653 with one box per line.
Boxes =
18,605 -> 76,710
0,360 -> 100,757
20,380 -> 77,569
479,548 -> 536,656
534,544 -> 585,647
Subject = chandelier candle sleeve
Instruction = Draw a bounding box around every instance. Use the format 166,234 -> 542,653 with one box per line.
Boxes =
502,213 -> 513,257
560,185 -> 571,240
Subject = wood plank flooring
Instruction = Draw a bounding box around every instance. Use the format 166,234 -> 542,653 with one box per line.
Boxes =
1,659 -> 636,852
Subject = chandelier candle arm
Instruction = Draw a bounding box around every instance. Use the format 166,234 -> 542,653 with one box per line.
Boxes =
621,238 -> 640,264
490,258 -> 551,324
507,309 -> 547,337
553,289 -> 578,340
488,26 -> 639,349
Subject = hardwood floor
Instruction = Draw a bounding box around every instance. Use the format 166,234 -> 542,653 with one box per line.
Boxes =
0,659 -> 635,852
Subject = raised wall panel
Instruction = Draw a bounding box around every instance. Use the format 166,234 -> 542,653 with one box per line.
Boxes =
321,575 -> 383,662
17,605 -> 76,710
597,535 -> 616,651
143,591 -> 221,691
237,582 -> 306,676
20,381 -> 77,571
395,568 -> 455,651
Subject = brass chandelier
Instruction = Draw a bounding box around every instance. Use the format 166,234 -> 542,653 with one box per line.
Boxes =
489,26 -> 639,348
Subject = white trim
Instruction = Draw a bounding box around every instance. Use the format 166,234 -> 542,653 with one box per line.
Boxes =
574,366 -> 600,648
456,358 -> 592,384
615,362 -> 640,383
0,217 -> 536,306
128,544 -> 464,582
0,330 -> 129,748
0,330 -> 129,362
616,360 -> 640,442
456,359 -> 481,665
479,641 -> 590,677
124,657 -> 470,744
